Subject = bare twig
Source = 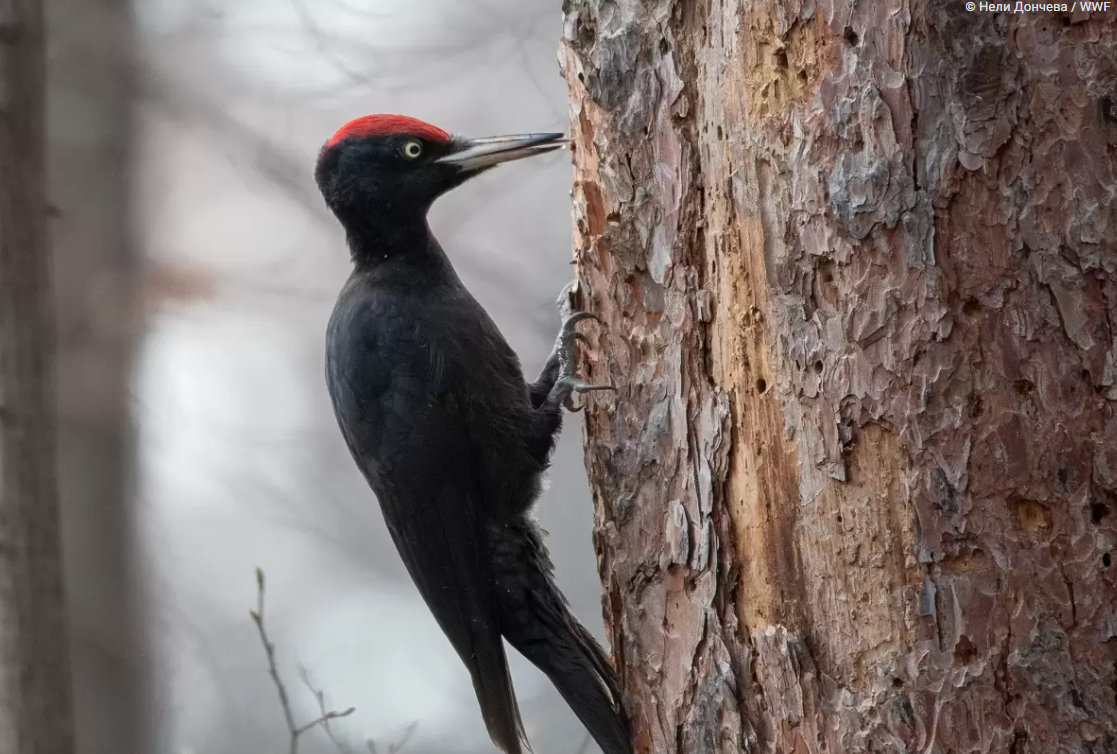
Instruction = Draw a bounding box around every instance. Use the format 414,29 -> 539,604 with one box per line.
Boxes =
387,721 -> 418,754
365,720 -> 418,754
300,665 -> 354,754
288,0 -> 379,87
250,568 -> 356,754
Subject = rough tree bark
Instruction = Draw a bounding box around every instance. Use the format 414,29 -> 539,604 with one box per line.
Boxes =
0,0 -> 77,752
560,3 -> 1117,753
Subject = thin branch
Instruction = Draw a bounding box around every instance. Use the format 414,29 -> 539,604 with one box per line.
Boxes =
249,568 -> 298,752
288,0 -> 379,88
386,721 -> 418,754
300,666 -> 355,754
251,568 -> 356,754
366,720 -> 418,754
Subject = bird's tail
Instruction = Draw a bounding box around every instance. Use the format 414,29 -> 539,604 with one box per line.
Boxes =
469,643 -> 528,754
490,519 -> 633,754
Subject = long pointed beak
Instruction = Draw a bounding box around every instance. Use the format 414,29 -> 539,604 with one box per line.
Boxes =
435,132 -> 568,171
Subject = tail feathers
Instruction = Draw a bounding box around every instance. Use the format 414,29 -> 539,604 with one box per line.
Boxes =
491,520 -> 633,754
509,607 -> 632,754
469,648 -> 529,754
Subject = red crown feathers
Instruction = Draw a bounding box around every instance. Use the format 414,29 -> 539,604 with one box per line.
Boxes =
325,114 -> 452,148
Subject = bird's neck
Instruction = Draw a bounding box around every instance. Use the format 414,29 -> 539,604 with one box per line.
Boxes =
342,209 -> 459,284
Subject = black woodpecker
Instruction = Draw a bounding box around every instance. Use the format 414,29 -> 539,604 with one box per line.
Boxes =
314,113 -> 632,754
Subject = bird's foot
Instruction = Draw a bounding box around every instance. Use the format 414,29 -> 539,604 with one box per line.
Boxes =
547,284 -> 615,412
554,374 -> 616,412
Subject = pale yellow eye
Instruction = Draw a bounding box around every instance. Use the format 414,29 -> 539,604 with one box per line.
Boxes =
403,141 -> 423,159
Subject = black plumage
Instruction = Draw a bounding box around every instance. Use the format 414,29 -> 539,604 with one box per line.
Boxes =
315,114 -> 631,754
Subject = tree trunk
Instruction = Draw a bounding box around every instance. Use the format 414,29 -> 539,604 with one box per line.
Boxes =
45,0 -> 149,752
560,3 -> 1117,753
0,0 -> 77,752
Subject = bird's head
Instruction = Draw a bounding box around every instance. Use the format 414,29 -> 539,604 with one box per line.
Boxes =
314,114 -> 567,222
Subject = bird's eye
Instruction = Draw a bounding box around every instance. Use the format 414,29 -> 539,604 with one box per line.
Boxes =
402,141 -> 423,159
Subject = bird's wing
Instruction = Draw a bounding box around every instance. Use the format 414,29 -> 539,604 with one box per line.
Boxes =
327,306 -> 527,754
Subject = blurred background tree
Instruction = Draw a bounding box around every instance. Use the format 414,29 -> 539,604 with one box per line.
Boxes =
0,0 -> 76,752
47,0 -> 150,752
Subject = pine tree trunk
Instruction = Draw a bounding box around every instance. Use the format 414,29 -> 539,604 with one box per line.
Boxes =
560,3 -> 1117,753
0,0 -> 77,752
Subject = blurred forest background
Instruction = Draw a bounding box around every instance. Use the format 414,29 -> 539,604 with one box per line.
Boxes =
50,0 -> 601,752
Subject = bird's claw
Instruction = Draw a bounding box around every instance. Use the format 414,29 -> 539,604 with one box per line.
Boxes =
560,311 -> 601,338
559,377 -> 617,412
545,288 -> 613,412
548,310 -> 601,366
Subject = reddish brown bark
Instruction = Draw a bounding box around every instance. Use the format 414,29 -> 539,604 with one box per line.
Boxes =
561,2 -> 1117,752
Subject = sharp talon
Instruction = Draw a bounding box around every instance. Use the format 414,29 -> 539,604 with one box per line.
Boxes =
563,311 -> 600,329
567,379 -> 615,396
550,374 -> 615,413
564,395 -> 584,412
573,332 -> 591,346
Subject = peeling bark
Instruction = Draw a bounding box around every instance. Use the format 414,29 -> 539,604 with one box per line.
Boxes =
561,2 -> 1117,753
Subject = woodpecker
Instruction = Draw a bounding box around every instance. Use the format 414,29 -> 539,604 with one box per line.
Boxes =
314,114 -> 631,754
